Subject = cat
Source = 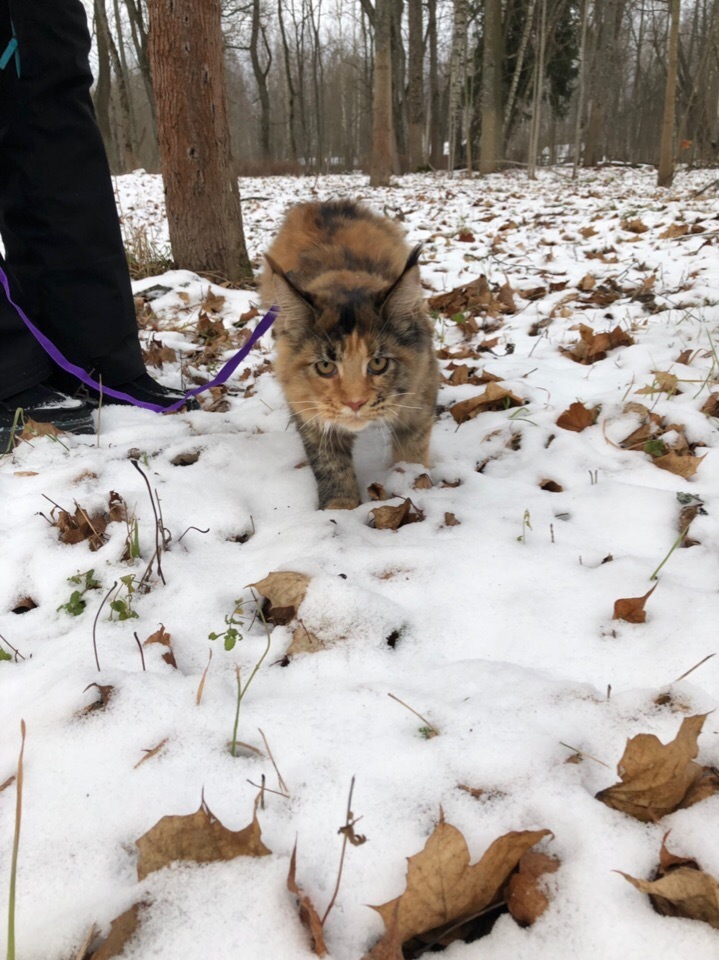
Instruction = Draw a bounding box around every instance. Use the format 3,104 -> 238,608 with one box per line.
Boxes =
260,199 -> 438,510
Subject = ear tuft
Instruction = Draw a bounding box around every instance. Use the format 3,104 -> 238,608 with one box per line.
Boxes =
264,254 -> 317,322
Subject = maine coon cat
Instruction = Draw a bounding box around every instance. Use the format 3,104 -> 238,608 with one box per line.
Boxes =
260,199 -> 438,510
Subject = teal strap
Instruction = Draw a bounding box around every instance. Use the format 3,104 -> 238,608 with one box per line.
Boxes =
0,23 -> 19,77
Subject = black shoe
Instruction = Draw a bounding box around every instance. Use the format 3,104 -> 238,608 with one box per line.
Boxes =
89,373 -> 200,411
0,384 -> 95,449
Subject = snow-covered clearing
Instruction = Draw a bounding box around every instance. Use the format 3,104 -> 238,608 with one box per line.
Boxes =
3,166 -> 719,958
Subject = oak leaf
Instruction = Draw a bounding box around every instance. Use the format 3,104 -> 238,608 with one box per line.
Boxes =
248,571 -> 311,625
556,401 -> 599,432
596,714 -> 710,822
135,798 -> 270,881
561,324 -> 633,364
287,843 -> 329,957
365,815 -> 551,956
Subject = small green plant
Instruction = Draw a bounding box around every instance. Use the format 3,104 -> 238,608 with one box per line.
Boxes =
517,509 -> 532,543
109,575 -> 139,621
0,648 -> 11,664
7,721 -> 25,960
644,438 -> 668,458
209,598 -> 245,651
2,408 -> 24,455
57,569 -> 102,617
230,598 -> 272,757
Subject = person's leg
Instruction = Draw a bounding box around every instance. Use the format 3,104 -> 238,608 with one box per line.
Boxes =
0,0 -> 145,388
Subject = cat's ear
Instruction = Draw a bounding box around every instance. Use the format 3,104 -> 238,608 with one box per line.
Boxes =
378,244 -> 423,316
264,254 -> 317,321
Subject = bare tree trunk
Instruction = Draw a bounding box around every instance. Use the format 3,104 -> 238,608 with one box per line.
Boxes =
95,0 -> 137,170
658,0 -> 681,185
250,0 -> 273,162
448,0 -> 469,174
278,0 -> 299,163
427,0 -> 443,167
571,0 -> 590,177
502,0 -> 536,144
93,0 -> 120,171
407,0 -> 425,169
527,0 -> 547,177
124,0 -> 159,166
480,0 -> 503,173
370,0 -> 393,185
390,0 -> 408,172
146,0 -> 252,282
584,0 -> 624,165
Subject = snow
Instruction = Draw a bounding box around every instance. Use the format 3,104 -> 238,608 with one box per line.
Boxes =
2,166 -> 719,958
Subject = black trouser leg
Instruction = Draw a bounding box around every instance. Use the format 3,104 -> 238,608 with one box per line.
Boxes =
0,0 -> 145,400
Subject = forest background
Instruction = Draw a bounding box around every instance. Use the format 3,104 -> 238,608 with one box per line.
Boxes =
90,0 -> 705,194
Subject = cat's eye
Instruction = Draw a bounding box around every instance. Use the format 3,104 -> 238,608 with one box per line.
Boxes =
315,360 -> 338,378
368,357 -> 390,375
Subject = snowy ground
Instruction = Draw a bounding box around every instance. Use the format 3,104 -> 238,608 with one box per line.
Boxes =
3,166 -> 719,959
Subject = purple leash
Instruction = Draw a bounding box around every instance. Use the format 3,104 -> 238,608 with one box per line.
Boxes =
0,264 -> 279,413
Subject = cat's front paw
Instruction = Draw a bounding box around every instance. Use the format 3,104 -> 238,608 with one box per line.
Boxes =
323,496 -> 361,510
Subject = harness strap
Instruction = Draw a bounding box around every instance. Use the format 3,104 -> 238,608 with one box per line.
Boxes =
0,21 -> 20,77
0,264 -> 279,413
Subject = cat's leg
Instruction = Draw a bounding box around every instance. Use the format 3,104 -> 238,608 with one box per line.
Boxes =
391,416 -> 432,467
294,416 -> 361,509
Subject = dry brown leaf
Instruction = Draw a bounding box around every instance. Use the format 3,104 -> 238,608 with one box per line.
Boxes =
287,843 -> 329,957
89,902 -> 149,960
286,622 -> 328,656
561,324 -> 634,364
248,571 -> 311,625
135,797 -> 270,881
144,625 -> 177,669
450,383 -> 525,424
660,222 -> 689,240
653,449 -> 705,479
369,498 -> 424,531
134,738 -> 170,770
596,714 -> 709,822
443,512 -> 461,527
635,371 -> 681,395
539,480 -> 564,493
556,401 -> 599,432
143,336 -> 177,369
612,582 -> 657,624
700,393 -> 719,417
620,837 -> 719,930
79,683 -> 115,716
368,482 -> 390,501
53,503 -> 108,551
579,225 -> 598,238
367,815 -> 551,952
506,851 -> 561,925
621,218 -> 649,234
578,274 -> 597,291
412,473 -> 434,490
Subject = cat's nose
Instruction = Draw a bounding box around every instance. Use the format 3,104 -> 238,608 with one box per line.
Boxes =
344,398 -> 368,412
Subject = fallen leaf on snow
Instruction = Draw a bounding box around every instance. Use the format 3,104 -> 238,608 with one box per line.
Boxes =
506,851 -> 561,925
363,814 -> 552,957
653,448 -> 705,479
612,582 -> 657,624
369,499 -> 424,531
619,834 -> 719,929
556,401 -> 599,432
561,324 -> 634,364
596,714 -> 714,821
286,621 -> 329,656
450,383 -> 525,424
287,843 -> 329,956
88,901 -> 149,960
135,797 -> 270,881
144,625 -> 177,669
248,571 -> 311,625
635,371 -> 681,396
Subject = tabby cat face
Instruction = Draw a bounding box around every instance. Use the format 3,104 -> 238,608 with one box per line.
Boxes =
271,268 -> 432,433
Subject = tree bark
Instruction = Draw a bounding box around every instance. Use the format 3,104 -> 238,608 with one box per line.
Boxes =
658,0 -> 681,185
427,0 -> 443,167
370,0 -> 393,185
146,0 -> 252,282
95,0 -> 137,170
480,0 -> 503,173
407,0 -> 424,169
250,0 -> 272,162
93,0 -> 120,172
447,0 -> 469,174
